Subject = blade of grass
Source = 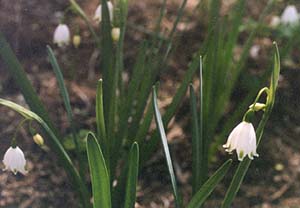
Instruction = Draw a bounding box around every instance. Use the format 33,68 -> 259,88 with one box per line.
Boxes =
117,43 -> 148,145
101,0 -> 114,129
87,132 -> 112,208
162,0 -> 188,63
190,84 -> 202,194
124,142 -> 139,208
47,45 -> 85,178
152,87 -> 181,208
96,79 -> 110,175
0,33 -> 58,138
140,52 -> 200,164
221,43 -> 280,208
187,159 -> 232,208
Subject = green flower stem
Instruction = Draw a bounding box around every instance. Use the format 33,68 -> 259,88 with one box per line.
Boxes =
242,87 -> 270,122
222,42 -> 280,208
69,0 -> 101,48
11,118 -> 29,147
251,87 -> 269,109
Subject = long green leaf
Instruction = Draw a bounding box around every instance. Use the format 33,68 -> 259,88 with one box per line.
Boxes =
47,45 -> 86,177
0,98 -> 91,207
47,46 -> 73,125
101,0 -> 114,127
190,84 -> 202,194
86,132 -> 111,208
221,43 -> 280,208
187,159 -> 232,208
124,142 -> 139,208
0,33 -> 58,138
96,79 -> 110,170
152,87 -> 181,208
140,52 -> 200,164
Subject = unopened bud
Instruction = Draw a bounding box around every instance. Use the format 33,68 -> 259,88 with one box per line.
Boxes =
249,103 -> 266,111
33,134 -> 44,146
111,27 -> 120,42
73,35 -> 81,48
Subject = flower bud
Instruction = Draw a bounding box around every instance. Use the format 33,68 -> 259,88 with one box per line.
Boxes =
111,27 -> 120,42
270,16 -> 280,28
249,102 -> 266,111
33,134 -> 44,146
73,35 -> 81,48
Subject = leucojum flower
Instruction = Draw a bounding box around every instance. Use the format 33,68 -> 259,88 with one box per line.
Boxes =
280,5 -> 299,25
94,1 -> 114,23
223,121 -> 259,161
53,24 -> 71,47
3,146 -> 28,175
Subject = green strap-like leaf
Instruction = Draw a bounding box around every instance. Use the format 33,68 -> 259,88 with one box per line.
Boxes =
47,45 -> 86,178
187,159 -> 232,208
96,79 -> 110,173
0,33 -> 58,138
190,84 -> 202,193
124,142 -> 139,208
86,132 -> 111,208
47,46 -> 73,125
152,87 -> 181,208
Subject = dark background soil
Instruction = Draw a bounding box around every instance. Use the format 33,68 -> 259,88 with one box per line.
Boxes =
0,0 -> 300,207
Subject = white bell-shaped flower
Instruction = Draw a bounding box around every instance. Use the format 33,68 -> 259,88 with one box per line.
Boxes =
53,24 -> 71,47
3,146 -> 28,175
281,5 -> 299,25
94,1 -> 114,23
223,121 -> 259,161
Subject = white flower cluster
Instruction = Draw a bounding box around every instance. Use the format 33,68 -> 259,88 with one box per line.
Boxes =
53,1 -> 120,47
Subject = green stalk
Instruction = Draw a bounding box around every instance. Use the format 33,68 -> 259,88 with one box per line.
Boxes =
47,46 -> 85,178
222,43 -> 280,207
69,0 -> 101,47
153,87 -> 181,208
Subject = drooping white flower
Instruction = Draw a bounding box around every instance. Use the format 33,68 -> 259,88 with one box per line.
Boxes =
280,5 -> 299,25
3,146 -> 28,175
94,1 -> 114,23
111,27 -> 120,42
250,45 -> 260,59
53,24 -> 71,47
223,121 -> 259,161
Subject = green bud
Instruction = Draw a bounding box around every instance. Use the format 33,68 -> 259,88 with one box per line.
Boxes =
249,102 -> 266,111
